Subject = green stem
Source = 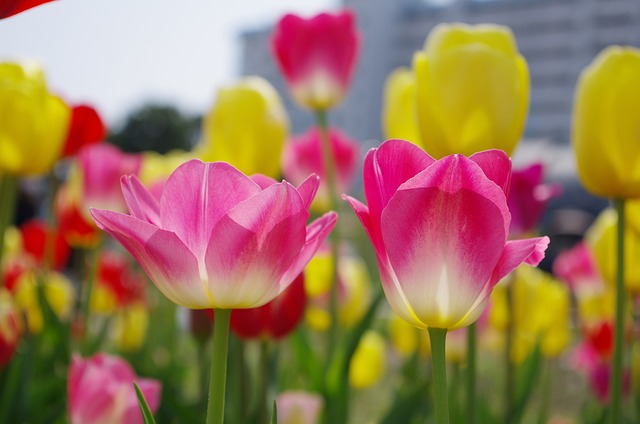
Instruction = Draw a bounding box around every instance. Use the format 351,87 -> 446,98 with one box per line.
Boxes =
315,109 -> 341,363
611,198 -> 626,424
207,309 -> 231,424
505,281 -> 515,424
80,236 -> 103,354
0,174 -> 18,286
428,327 -> 450,424
466,323 -> 476,424
258,340 -> 270,424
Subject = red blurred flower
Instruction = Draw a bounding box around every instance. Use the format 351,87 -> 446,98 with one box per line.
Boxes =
0,0 -> 54,19
20,219 -> 70,270
97,251 -> 145,306
55,184 -> 101,249
61,104 -> 106,158
0,290 -> 22,368
271,10 -> 359,110
508,162 -> 562,237
229,272 -> 306,340
586,320 -> 614,360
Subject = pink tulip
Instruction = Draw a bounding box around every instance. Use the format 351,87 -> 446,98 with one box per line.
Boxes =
282,126 -> 359,210
79,144 -> 142,214
276,391 -> 323,424
90,160 -> 337,309
68,353 -> 161,424
508,162 -> 562,237
271,10 -> 359,110
344,139 -> 549,330
553,242 -> 602,292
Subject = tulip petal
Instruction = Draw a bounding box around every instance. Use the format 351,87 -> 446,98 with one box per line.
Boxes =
490,236 -> 550,284
90,209 -> 210,308
121,175 -> 161,226
381,155 -> 509,328
250,174 -> 278,189
468,149 -> 512,195
122,379 -> 162,424
296,173 -> 320,210
363,139 -> 435,227
204,182 -> 308,308
160,160 -> 261,258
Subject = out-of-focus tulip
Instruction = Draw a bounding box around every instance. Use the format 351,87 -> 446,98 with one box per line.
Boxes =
90,251 -> 145,314
55,184 -> 100,248
304,250 -> 370,331
198,77 -> 288,178
0,62 -> 70,175
0,0 -> 54,19
508,163 -> 562,237
381,67 -> 422,146
388,313 -> 429,358
91,160 -> 336,310
573,46 -> 640,199
344,139 -> 548,330
413,23 -> 529,158
19,219 -> 70,270
0,289 -> 22,368
587,208 -> 640,294
68,353 -> 161,424
61,104 -> 106,158
489,266 -> 570,362
78,143 -> 142,215
283,126 -> 359,212
349,330 -> 386,389
271,10 -> 359,110
276,391 -> 323,424
138,150 -> 192,198
111,302 -> 148,352
229,272 -> 306,340
13,271 -> 75,333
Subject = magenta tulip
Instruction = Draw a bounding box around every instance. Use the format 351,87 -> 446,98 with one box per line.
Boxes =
90,160 -> 336,309
282,126 -> 359,210
79,144 -> 142,214
508,162 -> 562,237
271,10 -> 359,110
68,353 -> 161,424
344,139 -> 549,330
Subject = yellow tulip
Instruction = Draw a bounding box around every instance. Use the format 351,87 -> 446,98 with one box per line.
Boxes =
413,23 -> 529,158
489,266 -> 570,363
348,330 -> 386,389
13,271 -> 75,334
381,67 -> 422,147
387,313 -> 430,359
112,302 -> 148,352
586,207 -> 640,294
0,62 -> 70,176
573,46 -> 640,199
197,77 -> 288,178
138,150 -> 193,189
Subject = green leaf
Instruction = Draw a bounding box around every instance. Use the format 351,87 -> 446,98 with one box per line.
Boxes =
134,382 -> 157,424
270,400 -> 278,424
380,380 -> 430,424
511,342 -> 542,423
290,328 -> 324,391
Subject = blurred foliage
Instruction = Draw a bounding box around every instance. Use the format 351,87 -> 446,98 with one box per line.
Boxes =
108,104 -> 201,154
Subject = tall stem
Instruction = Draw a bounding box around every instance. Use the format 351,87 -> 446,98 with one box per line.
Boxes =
428,327 -> 450,424
466,323 -> 476,424
314,109 -> 341,359
207,309 -> 231,424
0,174 -> 18,286
504,281 -> 515,424
611,198 -> 626,423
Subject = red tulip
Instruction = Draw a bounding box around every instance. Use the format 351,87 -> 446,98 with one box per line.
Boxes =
229,272 -> 306,340
0,0 -> 54,19
61,104 -> 106,158
97,251 -> 145,306
0,290 -> 22,368
20,219 -> 70,270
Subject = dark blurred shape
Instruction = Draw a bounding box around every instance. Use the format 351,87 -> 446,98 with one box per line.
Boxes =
0,0 -> 54,19
108,104 -> 201,154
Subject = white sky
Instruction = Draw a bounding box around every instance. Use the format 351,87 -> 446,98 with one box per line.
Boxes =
0,0 -> 335,126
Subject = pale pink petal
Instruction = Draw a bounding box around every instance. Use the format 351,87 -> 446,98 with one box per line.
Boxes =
204,182 -> 308,308
363,139 -> 435,228
250,174 -> 278,189
121,175 -> 161,226
381,154 -> 509,328
468,149 -> 512,195
296,173 -> 320,210
265,211 -> 338,304
160,160 -> 261,259
90,209 -> 210,308
490,236 -> 550,284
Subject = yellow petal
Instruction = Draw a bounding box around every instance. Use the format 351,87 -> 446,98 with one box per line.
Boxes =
381,67 -> 422,147
349,331 -> 386,389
